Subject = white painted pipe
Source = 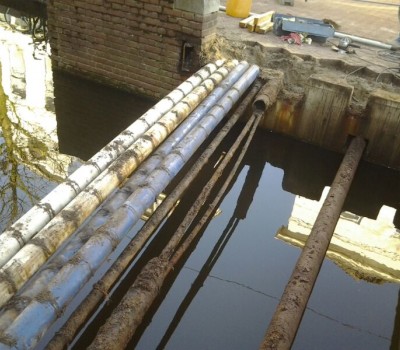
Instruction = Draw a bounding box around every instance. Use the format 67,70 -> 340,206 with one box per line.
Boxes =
0,61 -> 238,309
0,60 -> 226,269
0,65 -> 260,350
0,62 -> 251,331
334,31 -> 393,50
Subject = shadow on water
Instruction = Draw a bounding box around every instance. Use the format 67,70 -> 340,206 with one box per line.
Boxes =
60,116 -> 399,350
249,131 -> 400,226
49,61 -> 400,349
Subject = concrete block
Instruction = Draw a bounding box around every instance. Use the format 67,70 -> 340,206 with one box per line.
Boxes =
174,0 -> 219,15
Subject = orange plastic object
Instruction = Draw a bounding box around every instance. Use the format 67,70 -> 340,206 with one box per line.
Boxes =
226,0 -> 253,18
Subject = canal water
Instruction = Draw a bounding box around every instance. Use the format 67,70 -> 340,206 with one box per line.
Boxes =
1,23 -> 399,350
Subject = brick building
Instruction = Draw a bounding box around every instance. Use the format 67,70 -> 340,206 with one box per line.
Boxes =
47,0 -> 219,98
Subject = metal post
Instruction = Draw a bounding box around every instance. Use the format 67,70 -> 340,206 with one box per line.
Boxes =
260,136 -> 366,350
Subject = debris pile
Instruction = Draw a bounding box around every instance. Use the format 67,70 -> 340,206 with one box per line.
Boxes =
281,32 -> 312,45
238,11 -> 335,45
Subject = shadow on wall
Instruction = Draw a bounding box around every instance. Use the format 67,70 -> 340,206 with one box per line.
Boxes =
246,130 -> 400,227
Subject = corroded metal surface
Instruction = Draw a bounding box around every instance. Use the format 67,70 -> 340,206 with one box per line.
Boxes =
260,136 -> 367,350
45,79 -> 263,350
89,101 -> 265,350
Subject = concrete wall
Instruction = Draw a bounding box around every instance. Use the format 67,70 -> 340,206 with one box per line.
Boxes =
260,73 -> 400,171
47,0 -> 219,98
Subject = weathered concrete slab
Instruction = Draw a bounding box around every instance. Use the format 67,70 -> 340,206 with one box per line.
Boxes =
363,89 -> 400,169
298,74 -> 354,151
174,0 -> 219,15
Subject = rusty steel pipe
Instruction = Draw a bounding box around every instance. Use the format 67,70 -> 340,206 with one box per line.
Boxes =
44,80 -> 263,350
88,111 -> 265,350
0,63 -> 252,334
260,136 -> 367,350
0,64 -> 257,350
252,71 -> 284,112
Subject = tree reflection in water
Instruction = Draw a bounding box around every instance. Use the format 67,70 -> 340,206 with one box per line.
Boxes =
0,53 -> 75,232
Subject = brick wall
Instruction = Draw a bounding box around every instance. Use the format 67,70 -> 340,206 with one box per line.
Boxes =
47,0 -> 219,98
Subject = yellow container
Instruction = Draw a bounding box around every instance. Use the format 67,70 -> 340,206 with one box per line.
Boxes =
226,0 -> 253,18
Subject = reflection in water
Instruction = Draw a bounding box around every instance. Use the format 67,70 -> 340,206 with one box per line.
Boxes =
0,24 -> 77,231
132,131 -> 398,350
250,131 -> 400,226
0,14 -> 399,349
155,160 -> 264,349
53,70 -> 155,161
277,188 -> 400,283
391,290 -> 400,350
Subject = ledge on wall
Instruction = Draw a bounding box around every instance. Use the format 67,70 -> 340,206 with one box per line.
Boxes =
174,0 -> 220,15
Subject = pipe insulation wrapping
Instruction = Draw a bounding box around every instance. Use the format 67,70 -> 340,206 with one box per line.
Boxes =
0,60 -> 226,269
0,62 -> 251,331
0,64 -> 260,350
0,61 -> 239,310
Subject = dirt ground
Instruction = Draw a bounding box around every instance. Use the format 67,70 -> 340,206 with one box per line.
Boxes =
207,0 -> 400,111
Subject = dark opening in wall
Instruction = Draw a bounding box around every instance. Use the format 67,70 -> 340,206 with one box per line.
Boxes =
181,42 -> 195,73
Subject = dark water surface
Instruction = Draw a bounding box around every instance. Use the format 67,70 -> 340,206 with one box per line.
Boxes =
1,24 -> 399,350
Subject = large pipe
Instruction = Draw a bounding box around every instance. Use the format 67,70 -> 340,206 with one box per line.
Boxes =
259,136 -> 367,350
55,61 -> 250,246
0,62 -> 251,331
252,71 -> 284,112
45,80 -> 263,350
88,105 -> 265,350
0,60 -> 226,269
0,62 -> 238,309
0,65 -> 260,350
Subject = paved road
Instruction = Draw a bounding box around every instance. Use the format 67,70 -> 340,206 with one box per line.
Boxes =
221,0 -> 399,43
218,0 -> 400,71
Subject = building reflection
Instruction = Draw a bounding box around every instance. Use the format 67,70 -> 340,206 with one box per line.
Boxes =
243,130 -> 400,284
0,22 -> 77,231
277,187 -> 400,284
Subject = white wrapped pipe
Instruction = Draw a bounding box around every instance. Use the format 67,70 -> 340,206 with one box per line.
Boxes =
0,60 -> 225,269
0,61 -> 238,309
0,64 -> 260,350
0,62 -> 250,331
